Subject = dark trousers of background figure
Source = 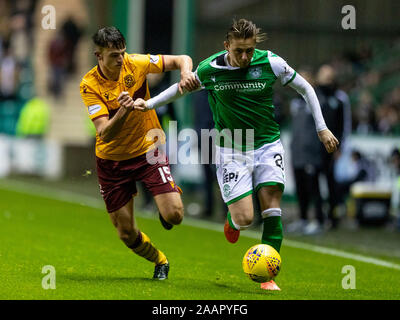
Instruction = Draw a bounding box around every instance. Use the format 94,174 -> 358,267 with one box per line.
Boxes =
293,167 -> 324,226
201,136 -> 228,218
49,66 -> 66,99
321,153 -> 340,228
198,136 -> 229,219
202,161 -> 215,217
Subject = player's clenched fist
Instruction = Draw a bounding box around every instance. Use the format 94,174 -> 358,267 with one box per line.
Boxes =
317,129 -> 339,153
134,98 -> 149,112
118,91 -> 134,110
178,71 -> 199,94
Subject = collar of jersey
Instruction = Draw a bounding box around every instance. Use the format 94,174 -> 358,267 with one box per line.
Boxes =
96,65 -> 123,83
210,52 -> 254,70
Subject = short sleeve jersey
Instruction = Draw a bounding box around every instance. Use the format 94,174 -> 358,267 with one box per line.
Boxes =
80,53 -> 165,161
195,49 -> 296,151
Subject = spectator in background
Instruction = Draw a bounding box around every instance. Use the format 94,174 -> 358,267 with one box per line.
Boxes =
61,17 -> 83,75
336,149 -> 376,208
0,35 -> 3,61
376,103 -> 399,134
8,0 -> 37,67
353,90 -> 377,134
48,29 -> 69,99
389,148 -> 400,231
287,67 -> 325,235
315,64 -> 352,229
48,18 -> 83,99
376,87 -> 400,135
0,40 -> 19,101
16,96 -> 50,139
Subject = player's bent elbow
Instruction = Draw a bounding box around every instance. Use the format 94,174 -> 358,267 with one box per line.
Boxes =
178,54 -> 193,68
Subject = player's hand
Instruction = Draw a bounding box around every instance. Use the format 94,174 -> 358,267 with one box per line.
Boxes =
318,129 -> 339,153
178,71 -> 199,94
134,98 -> 149,112
118,91 -> 134,110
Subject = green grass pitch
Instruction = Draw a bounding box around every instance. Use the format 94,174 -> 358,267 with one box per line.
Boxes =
0,186 -> 399,300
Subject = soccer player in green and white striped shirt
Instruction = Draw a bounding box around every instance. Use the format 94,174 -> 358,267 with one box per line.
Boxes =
134,19 -> 339,291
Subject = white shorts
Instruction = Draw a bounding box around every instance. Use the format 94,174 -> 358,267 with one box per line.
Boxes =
215,140 -> 285,205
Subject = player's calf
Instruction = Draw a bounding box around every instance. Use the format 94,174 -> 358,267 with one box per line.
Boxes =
117,227 -> 140,247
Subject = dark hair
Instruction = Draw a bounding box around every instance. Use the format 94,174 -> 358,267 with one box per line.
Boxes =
92,26 -> 126,50
226,19 -> 267,43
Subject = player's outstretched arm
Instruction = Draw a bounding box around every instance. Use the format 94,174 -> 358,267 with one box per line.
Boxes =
134,81 -> 202,112
288,74 -> 339,153
163,55 -> 199,93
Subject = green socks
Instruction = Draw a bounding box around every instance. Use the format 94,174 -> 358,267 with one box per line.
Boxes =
228,209 -> 282,250
261,209 -> 283,253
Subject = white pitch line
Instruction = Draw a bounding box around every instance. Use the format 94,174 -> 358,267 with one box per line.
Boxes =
281,239 -> 400,271
0,179 -> 105,210
1,179 -> 400,271
179,217 -> 400,271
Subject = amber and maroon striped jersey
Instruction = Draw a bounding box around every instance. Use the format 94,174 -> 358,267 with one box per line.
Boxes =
80,53 -> 165,161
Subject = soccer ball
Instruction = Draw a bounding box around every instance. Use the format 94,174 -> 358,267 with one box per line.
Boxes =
242,244 -> 281,283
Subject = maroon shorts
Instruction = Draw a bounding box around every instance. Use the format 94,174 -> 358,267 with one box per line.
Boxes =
96,151 -> 180,213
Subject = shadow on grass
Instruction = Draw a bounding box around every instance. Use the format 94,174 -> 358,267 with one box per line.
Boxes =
61,273 -> 155,283
169,277 -> 280,299
57,272 -> 280,299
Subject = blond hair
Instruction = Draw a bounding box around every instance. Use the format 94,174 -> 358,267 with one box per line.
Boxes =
226,19 -> 267,43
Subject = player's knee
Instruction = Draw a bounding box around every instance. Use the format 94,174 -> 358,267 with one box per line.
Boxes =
164,204 -> 184,225
234,213 -> 253,227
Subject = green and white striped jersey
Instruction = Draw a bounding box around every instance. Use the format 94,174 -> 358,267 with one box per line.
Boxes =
195,49 -> 297,151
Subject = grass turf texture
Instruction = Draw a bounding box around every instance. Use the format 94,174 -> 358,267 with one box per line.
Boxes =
0,187 -> 400,300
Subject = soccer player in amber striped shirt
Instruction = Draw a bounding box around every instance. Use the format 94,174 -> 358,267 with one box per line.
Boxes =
80,27 -> 198,280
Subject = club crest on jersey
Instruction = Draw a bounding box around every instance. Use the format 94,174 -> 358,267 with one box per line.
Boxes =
124,74 -> 135,88
223,184 -> 231,198
249,66 -> 262,79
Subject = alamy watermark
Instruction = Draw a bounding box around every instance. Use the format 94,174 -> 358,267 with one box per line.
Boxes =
41,265 -> 56,289
341,5 -> 356,30
144,121 -> 255,166
41,5 -> 56,30
341,265 -> 356,289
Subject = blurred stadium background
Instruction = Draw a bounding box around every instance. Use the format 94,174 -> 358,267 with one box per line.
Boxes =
0,0 -> 400,260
